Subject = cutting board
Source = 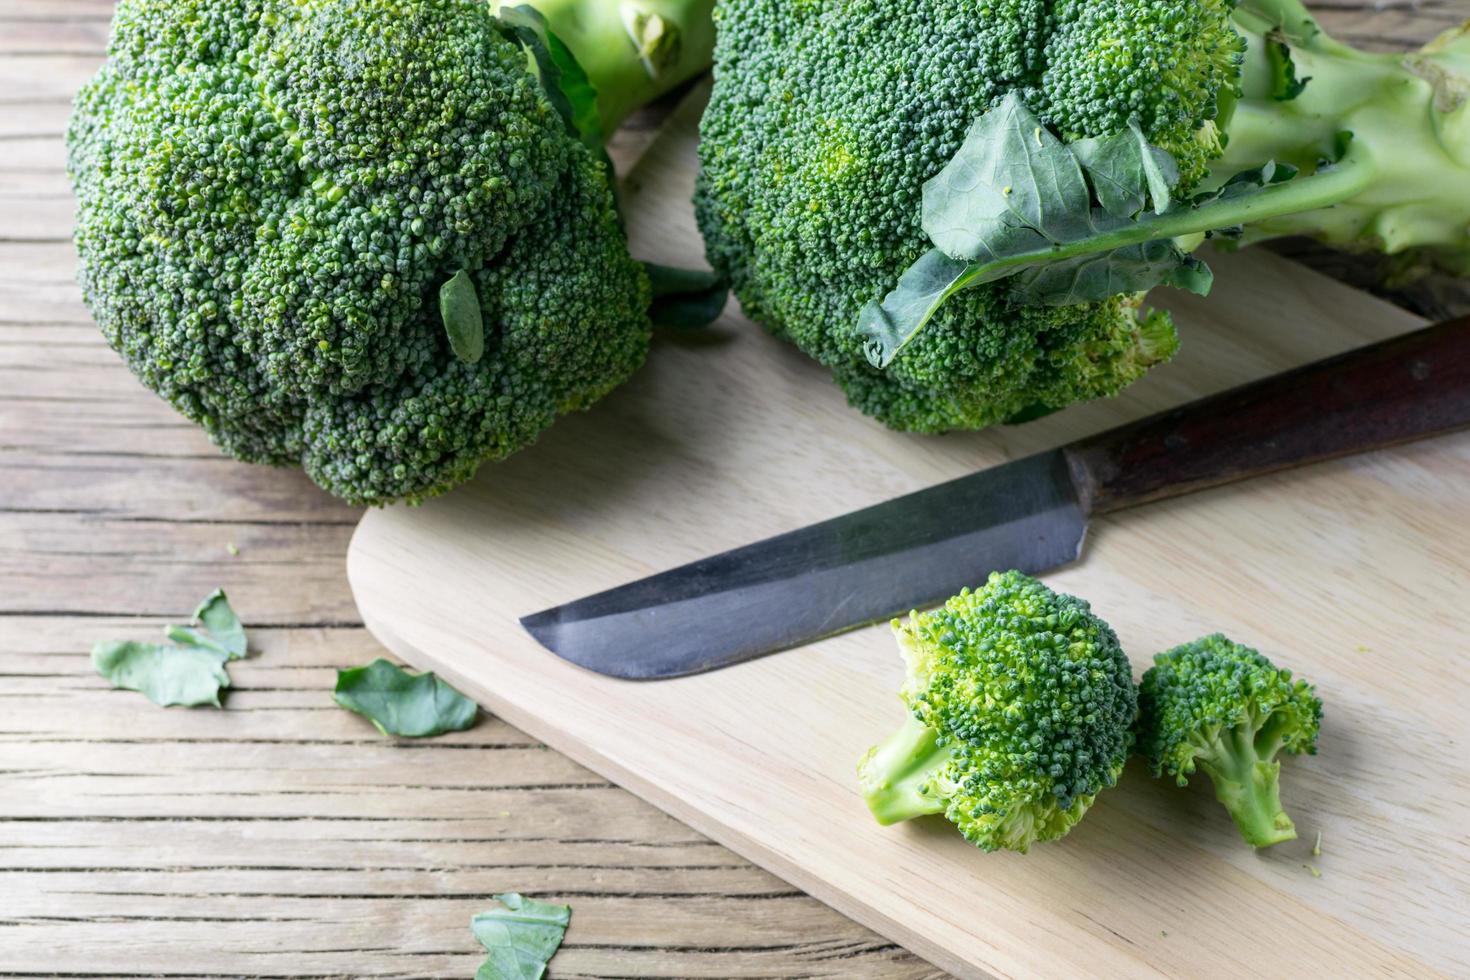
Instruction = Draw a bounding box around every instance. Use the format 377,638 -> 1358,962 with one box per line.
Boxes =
348,85 -> 1470,978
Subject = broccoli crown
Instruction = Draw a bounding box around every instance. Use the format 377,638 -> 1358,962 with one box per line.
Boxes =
1136,633 -> 1322,847
695,0 -> 1238,432
67,0 -> 650,504
858,571 -> 1138,853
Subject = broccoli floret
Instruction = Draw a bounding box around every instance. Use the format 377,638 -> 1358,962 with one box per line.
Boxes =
67,0 -> 712,505
857,571 -> 1138,853
1136,633 -> 1322,849
696,0 -> 1470,432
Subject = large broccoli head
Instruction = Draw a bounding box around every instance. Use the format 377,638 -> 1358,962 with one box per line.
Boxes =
1136,633 -> 1322,848
67,0 -> 650,504
857,570 -> 1138,853
696,0 -> 1470,431
695,0 -> 1241,431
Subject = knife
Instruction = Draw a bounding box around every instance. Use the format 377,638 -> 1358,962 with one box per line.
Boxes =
522,315 -> 1470,679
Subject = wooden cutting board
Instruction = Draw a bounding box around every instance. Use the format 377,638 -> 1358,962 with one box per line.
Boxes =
348,85 -> 1470,978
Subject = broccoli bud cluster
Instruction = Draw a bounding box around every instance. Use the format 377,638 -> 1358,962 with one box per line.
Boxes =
859,571 -> 1138,852
68,0 -> 651,504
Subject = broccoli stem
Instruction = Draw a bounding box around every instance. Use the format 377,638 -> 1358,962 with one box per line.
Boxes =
857,713 -> 951,826
513,0 -> 716,132
1216,6 -> 1470,261
1195,725 -> 1299,848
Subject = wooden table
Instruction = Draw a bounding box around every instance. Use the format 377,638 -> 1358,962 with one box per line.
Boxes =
0,2 -> 1457,976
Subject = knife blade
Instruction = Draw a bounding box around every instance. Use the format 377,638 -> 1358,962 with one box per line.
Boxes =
522,315 -> 1470,679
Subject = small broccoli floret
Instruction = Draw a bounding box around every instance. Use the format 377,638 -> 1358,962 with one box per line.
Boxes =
67,0 -> 713,505
857,571 -> 1138,853
1136,633 -> 1323,849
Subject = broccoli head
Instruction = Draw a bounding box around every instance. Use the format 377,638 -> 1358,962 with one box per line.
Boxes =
696,0 -> 1470,431
858,571 -> 1138,853
67,0 -> 712,505
1136,633 -> 1322,848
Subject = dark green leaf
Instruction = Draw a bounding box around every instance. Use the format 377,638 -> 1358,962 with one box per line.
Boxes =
858,95 -> 1359,366
472,893 -> 571,980
857,249 -> 974,367
92,640 -> 230,708
440,270 -> 484,365
1266,36 -> 1311,101
166,588 -> 247,660
920,92 -> 1083,262
333,658 -> 478,738
1073,121 -> 1178,217
1009,239 -> 1210,306
497,5 -> 604,150
643,263 -> 729,329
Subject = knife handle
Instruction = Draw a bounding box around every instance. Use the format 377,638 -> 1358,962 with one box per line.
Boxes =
1064,315 -> 1470,515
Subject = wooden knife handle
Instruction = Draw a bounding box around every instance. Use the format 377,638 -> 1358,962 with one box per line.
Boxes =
1064,316 -> 1470,515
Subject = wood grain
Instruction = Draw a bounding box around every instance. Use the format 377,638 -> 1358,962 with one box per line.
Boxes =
351,65 -> 1470,980
1,1 -> 1461,978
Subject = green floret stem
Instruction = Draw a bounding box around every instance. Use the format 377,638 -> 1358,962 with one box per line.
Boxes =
1194,724 -> 1299,849
1213,3 -> 1470,264
513,0 -> 716,132
858,714 -> 951,826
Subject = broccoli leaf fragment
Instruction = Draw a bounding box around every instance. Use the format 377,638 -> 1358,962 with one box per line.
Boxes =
497,5 -> 605,150
92,640 -> 231,708
643,262 -> 730,328
440,269 -> 485,365
858,93 -> 1346,367
93,589 -> 249,708
1073,121 -> 1179,218
333,658 -> 478,738
1265,36 -> 1311,101
165,589 -> 248,660
472,893 -> 572,980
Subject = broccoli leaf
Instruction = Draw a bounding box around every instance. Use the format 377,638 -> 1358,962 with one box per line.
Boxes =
165,589 -> 247,660
1073,121 -> 1179,217
440,270 -> 485,365
643,263 -> 730,329
1265,36 -> 1312,101
497,5 -> 605,150
1009,241 -> 1212,306
857,93 -> 1334,367
333,658 -> 478,737
92,640 -> 230,708
919,93 -> 1088,261
472,893 -> 572,980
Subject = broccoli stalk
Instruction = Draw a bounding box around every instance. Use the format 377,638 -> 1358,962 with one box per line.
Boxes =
1212,0 -> 1470,271
515,0 -> 715,132
1190,715 -> 1300,848
858,713 -> 948,825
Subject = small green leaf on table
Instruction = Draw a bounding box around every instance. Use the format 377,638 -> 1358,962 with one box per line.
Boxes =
92,588 -> 249,708
91,640 -> 231,708
333,658 -> 478,737
165,589 -> 247,660
472,893 -> 572,980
